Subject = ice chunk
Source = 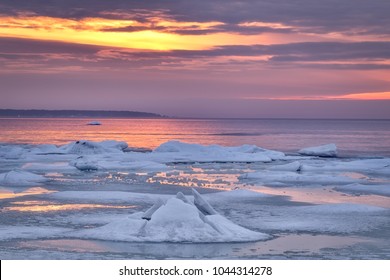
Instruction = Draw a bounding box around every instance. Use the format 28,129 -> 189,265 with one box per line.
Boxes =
142,199 -> 164,220
70,156 -> 99,171
153,140 -> 284,163
73,191 -> 269,243
176,192 -> 191,204
298,143 -> 337,157
0,170 -> 48,185
192,188 -> 218,215
59,140 -> 128,155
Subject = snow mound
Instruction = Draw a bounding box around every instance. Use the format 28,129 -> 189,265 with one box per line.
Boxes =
298,143 -> 337,157
59,140 -> 128,155
74,189 -> 269,243
70,156 -> 99,171
0,170 -> 48,185
153,140 -> 284,162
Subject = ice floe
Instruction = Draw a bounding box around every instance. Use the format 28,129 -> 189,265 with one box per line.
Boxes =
59,140 -> 128,155
298,143 -> 337,157
0,170 -> 48,185
152,140 -> 285,163
0,145 -> 26,159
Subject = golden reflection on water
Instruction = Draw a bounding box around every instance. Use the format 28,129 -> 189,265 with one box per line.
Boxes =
3,200 -> 136,212
19,239 -> 111,253
0,187 -> 55,199
0,118 -> 208,148
252,186 -> 390,208
147,169 -> 240,189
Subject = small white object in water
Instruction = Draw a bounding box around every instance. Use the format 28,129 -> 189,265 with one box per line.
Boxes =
87,121 -> 101,125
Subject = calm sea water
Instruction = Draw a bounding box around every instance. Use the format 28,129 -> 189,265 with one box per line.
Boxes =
1,118 -> 390,156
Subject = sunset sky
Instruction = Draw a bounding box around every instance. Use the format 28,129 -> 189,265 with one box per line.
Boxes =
1,0 -> 389,118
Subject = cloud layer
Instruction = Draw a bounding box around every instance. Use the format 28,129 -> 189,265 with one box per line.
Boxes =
0,1 -> 389,117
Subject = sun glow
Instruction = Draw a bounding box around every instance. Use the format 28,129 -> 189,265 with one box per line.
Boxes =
0,15 -> 230,50
0,15 -> 338,51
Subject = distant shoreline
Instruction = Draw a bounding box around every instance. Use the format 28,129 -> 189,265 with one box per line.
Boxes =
0,109 -> 167,119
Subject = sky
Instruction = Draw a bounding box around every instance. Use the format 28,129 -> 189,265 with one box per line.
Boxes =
0,0 -> 389,118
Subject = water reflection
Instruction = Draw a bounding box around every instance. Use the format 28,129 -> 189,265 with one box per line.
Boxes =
0,187 -> 55,200
18,234 -> 367,259
3,200 -> 136,212
2,118 -> 390,156
148,168 -> 241,189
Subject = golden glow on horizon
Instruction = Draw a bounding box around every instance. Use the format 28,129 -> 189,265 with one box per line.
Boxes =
0,15 -> 241,50
244,91 -> 390,101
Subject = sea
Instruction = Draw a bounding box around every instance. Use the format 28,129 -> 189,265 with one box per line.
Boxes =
1,118 -> 390,156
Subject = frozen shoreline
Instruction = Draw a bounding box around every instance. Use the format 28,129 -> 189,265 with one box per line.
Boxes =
0,140 -> 389,259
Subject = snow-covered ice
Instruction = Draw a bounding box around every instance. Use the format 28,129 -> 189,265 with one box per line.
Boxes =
59,140 -> 128,155
71,190 -> 269,243
0,170 -> 48,185
298,143 -> 338,157
153,140 -> 285,162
